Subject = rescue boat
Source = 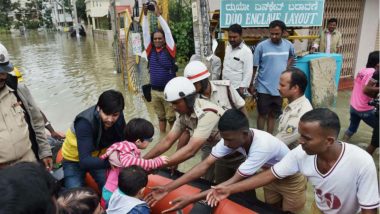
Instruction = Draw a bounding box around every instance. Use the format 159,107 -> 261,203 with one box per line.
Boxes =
55,150 -> 282,214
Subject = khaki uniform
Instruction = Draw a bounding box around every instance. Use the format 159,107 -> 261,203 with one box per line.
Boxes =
200,80 -> 245,110
313,29 -> 342,53
0,85 -> 36,164
276,95 -> 312,149
172,98 -> 224,146
172,98 -> 245,183
264,172 -> 307,212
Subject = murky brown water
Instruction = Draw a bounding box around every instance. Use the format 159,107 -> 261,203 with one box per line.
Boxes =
0,32 -> 156,131
1,31 -> 378,212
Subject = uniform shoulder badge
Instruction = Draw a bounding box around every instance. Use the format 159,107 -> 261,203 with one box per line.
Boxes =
194,106 -> 205,119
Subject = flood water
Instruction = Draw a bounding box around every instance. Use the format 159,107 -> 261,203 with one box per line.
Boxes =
0,31 -> 378,212
0,32 -> 156,132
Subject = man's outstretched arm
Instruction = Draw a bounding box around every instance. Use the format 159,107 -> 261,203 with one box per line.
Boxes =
143,130 -> 182,159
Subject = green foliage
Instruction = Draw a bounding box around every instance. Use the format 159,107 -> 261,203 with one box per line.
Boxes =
63,0 -> 72,14
0,0 -> 13,29
12,20 -> 22,29
170,20 -> 194,65
168,0 -> 194,65
76,0 -> 87,23
25,20 -> 40,29
43,8 -> 53,28
0,27 -> 10,33
98,16 -> 111,30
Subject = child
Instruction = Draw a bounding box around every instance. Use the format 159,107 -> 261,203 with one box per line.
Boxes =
100,118 -> 168,207
57,187 -> 103,214
107,166 -> 150,214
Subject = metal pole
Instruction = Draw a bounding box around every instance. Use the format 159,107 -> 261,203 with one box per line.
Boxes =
110,0 -> 120,73
72,0 -> 79,37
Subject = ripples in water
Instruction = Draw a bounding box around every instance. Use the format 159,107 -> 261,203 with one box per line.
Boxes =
0,32 -> 155,131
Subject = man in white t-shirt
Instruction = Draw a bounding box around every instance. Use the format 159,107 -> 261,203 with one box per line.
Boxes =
145,109 -> 307,213
207,108 -> 380,214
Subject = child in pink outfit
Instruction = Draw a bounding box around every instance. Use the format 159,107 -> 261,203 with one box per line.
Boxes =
100,118 -> 168,208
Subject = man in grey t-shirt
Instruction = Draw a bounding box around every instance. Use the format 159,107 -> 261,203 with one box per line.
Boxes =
251,20 -> 295,134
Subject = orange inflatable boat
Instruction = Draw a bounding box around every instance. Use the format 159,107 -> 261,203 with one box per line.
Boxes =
56,150 -> 282,214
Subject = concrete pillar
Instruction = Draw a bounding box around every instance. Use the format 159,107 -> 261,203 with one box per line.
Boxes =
92,17 -> 96,30
354,0 -> 379,76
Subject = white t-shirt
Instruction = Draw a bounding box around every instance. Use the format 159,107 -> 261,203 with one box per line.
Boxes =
271,143 -> 380,214
211,128 -> 289,177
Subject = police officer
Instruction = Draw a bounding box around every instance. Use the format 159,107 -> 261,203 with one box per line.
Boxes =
0,43 -> 53,169
184,60 -> 246,114
276,67 -> 313,149
144,77 -> 242,183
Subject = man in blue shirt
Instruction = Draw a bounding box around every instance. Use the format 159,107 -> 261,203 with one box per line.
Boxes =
251,20 -> 295,134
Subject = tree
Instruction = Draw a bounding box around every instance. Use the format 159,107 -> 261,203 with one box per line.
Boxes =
76,0 -> 87,23
63,0 -> 72,14
0,0 -> 14,29
168,0 -> 194,64
42,8 -> 53,28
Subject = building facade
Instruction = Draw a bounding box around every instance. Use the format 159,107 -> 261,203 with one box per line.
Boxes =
209,0 -> 379,88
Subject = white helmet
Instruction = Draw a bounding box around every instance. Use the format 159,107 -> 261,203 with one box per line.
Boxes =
164,77 -> 196,102
0,43 -> 13,73
184,60 -> 210,83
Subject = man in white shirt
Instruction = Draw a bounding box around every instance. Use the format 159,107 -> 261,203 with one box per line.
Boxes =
276,67 -> 313,149
207,108 -> 379,214
145,109 -> 307,213
222,24 -> 253,97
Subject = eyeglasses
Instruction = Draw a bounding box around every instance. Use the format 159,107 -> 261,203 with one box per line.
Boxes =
143,137 -> 154,142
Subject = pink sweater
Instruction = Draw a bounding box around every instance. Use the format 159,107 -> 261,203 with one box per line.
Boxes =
100,141 -> 165,192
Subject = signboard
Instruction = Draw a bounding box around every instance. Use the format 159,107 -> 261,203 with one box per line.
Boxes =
131,33 -> 142,55
220,0 -> 325,28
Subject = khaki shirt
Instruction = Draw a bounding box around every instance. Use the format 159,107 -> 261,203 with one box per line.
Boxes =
172,98 -> 225,146
200,80 -> 245,110
276,95 -> 312,149
0,85 -> 32,163
313,29 -> 342,53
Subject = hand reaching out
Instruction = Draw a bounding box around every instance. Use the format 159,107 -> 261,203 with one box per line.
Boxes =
161,195 -> 193,213
206,185 -> 231,207
50,131 -> 65,140
144,185 -> 169,207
